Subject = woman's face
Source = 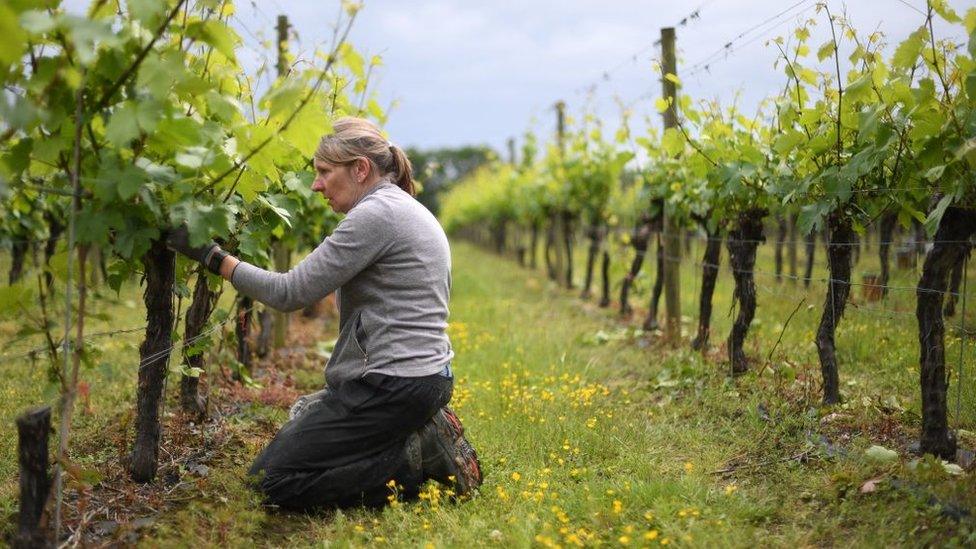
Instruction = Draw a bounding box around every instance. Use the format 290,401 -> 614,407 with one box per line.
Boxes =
311,159 -> 367,214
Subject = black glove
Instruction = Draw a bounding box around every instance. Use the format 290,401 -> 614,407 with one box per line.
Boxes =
165,225 -> 229,275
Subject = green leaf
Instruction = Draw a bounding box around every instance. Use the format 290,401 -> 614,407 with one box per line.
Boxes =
661,128 -> 683,157
205,90 -> 240,122
924,194 -> 954,236
0,5 -> 28,66
137,51 -> 187,99
864,445 -> 898,463
929,0 -> 961,23
186,20 -> 238,61
365,98 -> 385,122
281,105 -> 329,158
924,165 -> 946,182
892,28 -> 925,70
20,10 -> 56,34
175,146 -> 215,170
817,41 -> 835,62
104,103 -> 140,147
135,99 -> 164,133
114,224 -> 157,259
127,0 -> 166,27
106,258 -> 137,292
262,81 -> 304,120
136,157 -> 178,184
234,168 -> 267,201
339,42 -> 365,78
0,283 -> 34,316
798,67 -> 818,86
844,73 -> 873,103
235,125 -> 281,182
258,195 -> 293,228
857,105 -> 882,143
62,15 -> 117,66
117,165 -> 146,200
773,129 -> 804,154
172,202 -> 236,244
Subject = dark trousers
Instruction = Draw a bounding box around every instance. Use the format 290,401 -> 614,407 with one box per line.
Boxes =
248,372 -> 453,511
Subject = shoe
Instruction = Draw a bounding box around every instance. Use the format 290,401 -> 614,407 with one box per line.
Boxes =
419,407 -> 482,496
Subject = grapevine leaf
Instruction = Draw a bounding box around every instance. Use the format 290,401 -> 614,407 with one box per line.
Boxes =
186,20 -> 238,61
798,67 -> 818,86
175,146 -> 215,170
106,258 -> 137,292
773,129 -> 804,154
173,202 -> 236,244
929,0 -> 961,23
137,51 -> 187,99
234,168 -> 267,201
136,157 -> 178,184
966,73 -> 976,102
127,0 -> 166,27
135,99 -> 164,133
262,80 -> 304,120
117,164 -> 146,200
661,128 -> 683,156
892,28 -> 925,70
340,42 -> 365,78
0,283 -> 34,316
62,15 -> 118,66
844,73 -> 873,104
114,224 -> 157,259
104,103 -> 140,147
924,194 -> 953,236
258,195 -> 293,228
20,10 -> 57,34
281,105 -> 328,157
205,90 -> 240,122
817,41 -> 835,62
76,207 -> 124,247
365,98 -> 385,122
0,5 -> 28,66
923,165 -> 945,182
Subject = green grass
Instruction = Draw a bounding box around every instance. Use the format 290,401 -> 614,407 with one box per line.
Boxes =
0,239 -> 974,547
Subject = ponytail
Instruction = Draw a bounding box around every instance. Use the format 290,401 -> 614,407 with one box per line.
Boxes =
388,144 -> 415,196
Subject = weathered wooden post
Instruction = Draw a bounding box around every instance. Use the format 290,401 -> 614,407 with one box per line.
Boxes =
16,406 -> 52,548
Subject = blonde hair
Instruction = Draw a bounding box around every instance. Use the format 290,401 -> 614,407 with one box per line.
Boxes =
314,117 -> 415,196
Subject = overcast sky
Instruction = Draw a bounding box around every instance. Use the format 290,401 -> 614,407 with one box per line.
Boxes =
68,1 -> 971,154
231,0 -> 968,154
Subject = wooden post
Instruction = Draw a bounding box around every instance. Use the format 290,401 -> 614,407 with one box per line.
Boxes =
507,137 -> 516,166
16,406 -> 52,549
276,15 -> 290,77
660,27 -> 681,342
272,14 -> 291,350
553,101 -> 567,287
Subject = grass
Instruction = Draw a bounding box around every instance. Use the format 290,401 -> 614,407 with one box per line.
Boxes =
0,238 -> 974,547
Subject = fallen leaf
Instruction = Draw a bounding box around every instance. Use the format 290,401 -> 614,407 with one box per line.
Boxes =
860,477 -> 884,493
865,445 -> 899,463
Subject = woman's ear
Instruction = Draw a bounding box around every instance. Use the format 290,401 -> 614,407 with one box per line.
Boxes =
355,157 -> 371,183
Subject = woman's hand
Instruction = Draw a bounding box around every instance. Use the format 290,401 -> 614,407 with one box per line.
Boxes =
165,225 -> 229,275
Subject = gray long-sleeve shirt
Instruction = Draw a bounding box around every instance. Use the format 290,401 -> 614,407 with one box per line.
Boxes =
231,180 -> 454,387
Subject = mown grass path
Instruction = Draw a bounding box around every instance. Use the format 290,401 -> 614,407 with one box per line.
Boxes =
2,242 -> 974,547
